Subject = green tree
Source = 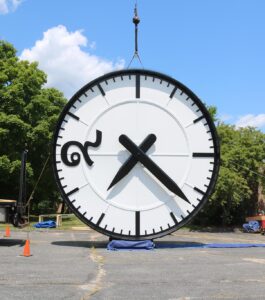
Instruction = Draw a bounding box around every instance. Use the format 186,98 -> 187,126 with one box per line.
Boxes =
195,123 -> 265,226
0,41 -> 66,213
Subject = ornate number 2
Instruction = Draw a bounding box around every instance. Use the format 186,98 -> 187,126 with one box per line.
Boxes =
61,130 -> 102,167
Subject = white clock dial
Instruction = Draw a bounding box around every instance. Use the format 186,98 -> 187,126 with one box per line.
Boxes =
53,70 -> 220,240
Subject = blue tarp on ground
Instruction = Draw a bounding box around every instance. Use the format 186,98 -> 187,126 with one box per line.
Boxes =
203,243 -> 265,248
33,220 -> 56,228
107,240 -> 155,250
107,241 -> 265,250
242,220 -> 260,232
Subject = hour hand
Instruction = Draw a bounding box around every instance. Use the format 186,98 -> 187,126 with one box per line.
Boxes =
119,135 -> 190,203
107,134 -> 156,190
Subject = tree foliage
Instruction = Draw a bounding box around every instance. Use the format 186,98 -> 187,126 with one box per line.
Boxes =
194,123 -> 265,226
0,41 -> 66,213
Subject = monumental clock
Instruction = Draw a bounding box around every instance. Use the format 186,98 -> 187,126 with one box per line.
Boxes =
53,69 -> 220,240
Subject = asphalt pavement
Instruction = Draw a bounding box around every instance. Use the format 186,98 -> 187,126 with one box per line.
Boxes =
1,228 -> 265,300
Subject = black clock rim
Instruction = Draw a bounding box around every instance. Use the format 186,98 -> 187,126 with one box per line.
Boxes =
52,68 -> 220,241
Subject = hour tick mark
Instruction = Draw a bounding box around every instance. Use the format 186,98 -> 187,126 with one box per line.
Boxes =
170,212 -> 178,224
193,153 -> 215,158
169,86 -> 177,99
66,187 -> 79,196
193,116 -> 204,123
97,83 -> 105,96
135,211 -> 140,236
136,74 -> 140,98
194,187 -> 205,195
67,112 -> 79,121
96,213 -> 105,226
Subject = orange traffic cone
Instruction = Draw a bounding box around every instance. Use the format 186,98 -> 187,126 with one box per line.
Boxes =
23,239 -> 31,257
4,225 -> 11,237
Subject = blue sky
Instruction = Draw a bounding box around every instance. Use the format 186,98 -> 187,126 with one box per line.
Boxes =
0,0 -> 264,131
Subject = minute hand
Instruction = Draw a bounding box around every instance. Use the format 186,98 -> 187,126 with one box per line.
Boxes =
119,135 -> 190,204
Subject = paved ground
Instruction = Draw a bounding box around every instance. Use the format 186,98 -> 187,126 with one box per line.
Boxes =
1,228 -> 265,300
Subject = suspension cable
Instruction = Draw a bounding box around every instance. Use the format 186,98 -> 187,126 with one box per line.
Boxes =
127,1 -> 144,69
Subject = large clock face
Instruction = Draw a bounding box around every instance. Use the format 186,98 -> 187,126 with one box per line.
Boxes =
53,69 -> 220,240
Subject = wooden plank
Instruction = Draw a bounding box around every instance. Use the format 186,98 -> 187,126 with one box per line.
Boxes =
246,215 -> 265,221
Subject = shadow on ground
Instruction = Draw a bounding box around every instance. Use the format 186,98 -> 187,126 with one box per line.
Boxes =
52,240 -> 205,249
52,241 -> 108,248
0,239 -> 25,247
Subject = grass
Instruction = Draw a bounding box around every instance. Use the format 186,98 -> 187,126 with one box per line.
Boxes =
0,214 -> 87,231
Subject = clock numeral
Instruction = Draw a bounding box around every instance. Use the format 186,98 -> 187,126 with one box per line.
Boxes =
61,130 -> 102,167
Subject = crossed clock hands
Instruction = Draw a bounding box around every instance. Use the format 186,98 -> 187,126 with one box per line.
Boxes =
108,134 -> 190,204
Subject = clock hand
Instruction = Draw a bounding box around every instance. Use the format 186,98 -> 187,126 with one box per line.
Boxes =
107,134 -> 156,190
119,134 -> 190,204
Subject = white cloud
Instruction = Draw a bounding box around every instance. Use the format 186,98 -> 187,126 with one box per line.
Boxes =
0,0 -> 21,14
236,114 -> 265,129
20,25 -> 125,98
